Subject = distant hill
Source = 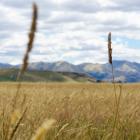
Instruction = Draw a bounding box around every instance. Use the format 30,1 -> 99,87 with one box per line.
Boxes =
0,60 -> 140,82
0,69 -> 96,83
87,61 -> 140,82
0,63 -> 12,68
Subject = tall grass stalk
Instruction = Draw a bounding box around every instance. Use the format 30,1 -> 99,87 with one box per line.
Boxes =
108,32 -> 119,138
108,32 -> 117,103
12,3 -> 38,110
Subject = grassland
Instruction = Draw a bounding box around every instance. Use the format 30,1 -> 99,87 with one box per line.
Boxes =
0,83 -> 140,140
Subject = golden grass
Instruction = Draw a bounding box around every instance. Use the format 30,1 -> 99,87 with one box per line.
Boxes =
0,83 -> 140,140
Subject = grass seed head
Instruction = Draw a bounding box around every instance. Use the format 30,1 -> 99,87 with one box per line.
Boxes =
108,32 -> 112,64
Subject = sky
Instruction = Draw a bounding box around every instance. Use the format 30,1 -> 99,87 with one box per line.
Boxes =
0,0 -> 140,64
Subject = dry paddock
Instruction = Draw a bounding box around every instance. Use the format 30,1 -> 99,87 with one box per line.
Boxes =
0,82 -> 140,140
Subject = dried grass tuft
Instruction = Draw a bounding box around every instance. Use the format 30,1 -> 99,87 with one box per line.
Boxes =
10,109 -> 21,126
8,108 -> 27,140
31,119 -> 56,140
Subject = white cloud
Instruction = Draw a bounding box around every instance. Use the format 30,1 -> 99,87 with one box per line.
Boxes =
0,0 -> 140,64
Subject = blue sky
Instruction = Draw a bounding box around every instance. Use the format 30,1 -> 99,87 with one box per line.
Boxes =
0,0 -> 140,64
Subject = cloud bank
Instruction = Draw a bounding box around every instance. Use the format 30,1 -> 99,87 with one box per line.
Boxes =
0,0 -> 140,64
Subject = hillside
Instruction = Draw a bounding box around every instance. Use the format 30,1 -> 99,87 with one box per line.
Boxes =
0,69 -> 96,83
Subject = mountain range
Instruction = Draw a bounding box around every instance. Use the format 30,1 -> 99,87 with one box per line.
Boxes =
0,60 -> 139,82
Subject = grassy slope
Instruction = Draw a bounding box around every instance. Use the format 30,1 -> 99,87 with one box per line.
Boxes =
0,69 -> 95,83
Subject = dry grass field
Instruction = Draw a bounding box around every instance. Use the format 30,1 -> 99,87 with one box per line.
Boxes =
0,82 -> 140,140
1,2 -> 140,140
